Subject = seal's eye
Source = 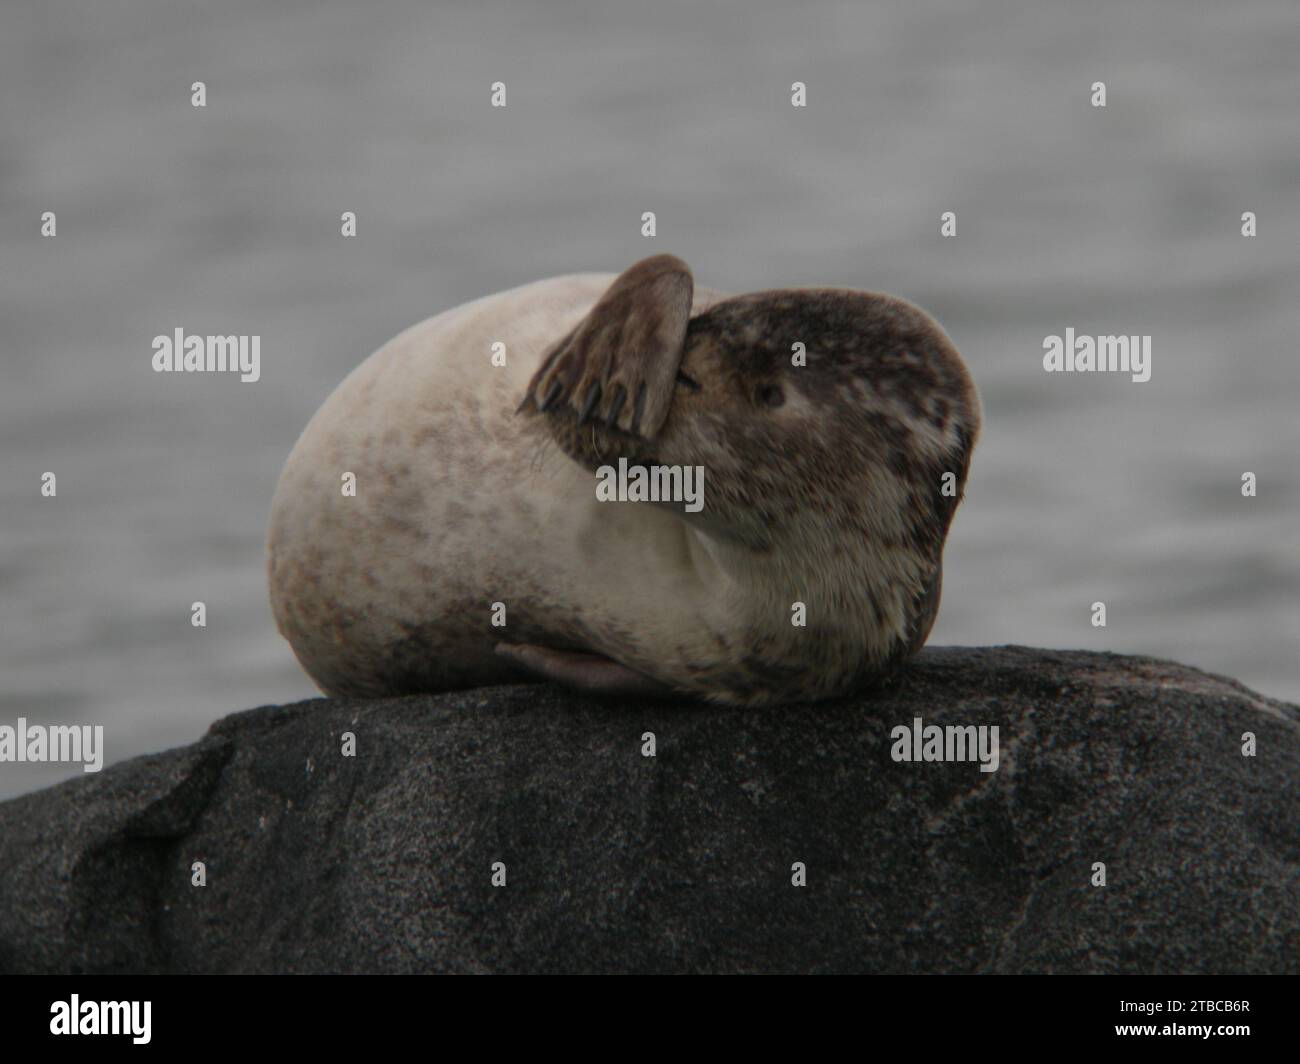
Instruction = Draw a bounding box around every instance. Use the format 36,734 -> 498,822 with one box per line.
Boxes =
758,384 -> 785,408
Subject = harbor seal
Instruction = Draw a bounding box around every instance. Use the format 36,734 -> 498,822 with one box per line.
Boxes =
267,254 -> 979,706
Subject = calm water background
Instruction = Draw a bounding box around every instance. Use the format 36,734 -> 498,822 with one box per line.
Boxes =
2,0 -> 1297,798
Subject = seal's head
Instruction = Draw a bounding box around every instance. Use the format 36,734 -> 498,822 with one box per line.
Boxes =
520,253 -> 980,676
523,255 -> 978,549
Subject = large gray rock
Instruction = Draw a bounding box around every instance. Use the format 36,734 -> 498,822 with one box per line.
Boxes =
0,646 -> 1296,974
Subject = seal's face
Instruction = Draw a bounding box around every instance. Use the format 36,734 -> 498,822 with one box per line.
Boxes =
664,289 -> 978,554
522,255 -> 980,564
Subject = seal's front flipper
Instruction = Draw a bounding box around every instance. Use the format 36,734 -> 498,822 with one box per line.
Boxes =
495,643 -> 673,698
519,254 -> 694,440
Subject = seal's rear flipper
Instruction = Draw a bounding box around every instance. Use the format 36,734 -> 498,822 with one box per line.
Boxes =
495,643 -> 673,698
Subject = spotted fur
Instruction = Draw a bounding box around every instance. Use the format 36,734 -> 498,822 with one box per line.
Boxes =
268,256 -> 979,706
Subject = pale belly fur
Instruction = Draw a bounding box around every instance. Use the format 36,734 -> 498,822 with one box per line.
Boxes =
267,274 -> 737,697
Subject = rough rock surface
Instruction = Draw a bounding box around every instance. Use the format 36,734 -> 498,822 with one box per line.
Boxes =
0,646 -> 1296,974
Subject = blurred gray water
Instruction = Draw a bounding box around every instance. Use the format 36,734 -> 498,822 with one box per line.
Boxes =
2,0 -> 1298,799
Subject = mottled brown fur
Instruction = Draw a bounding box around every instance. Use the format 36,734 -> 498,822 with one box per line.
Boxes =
514,257 -> 979,703
269,255 -> 979,706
